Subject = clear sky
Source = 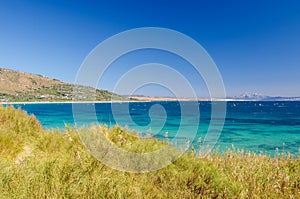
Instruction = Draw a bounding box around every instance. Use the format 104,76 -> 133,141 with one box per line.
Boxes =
0,0 -> 299,97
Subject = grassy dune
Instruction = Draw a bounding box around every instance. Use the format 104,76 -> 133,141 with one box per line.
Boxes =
0,105 -> 299,198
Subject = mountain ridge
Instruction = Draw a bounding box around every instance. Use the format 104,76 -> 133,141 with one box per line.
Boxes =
230,92 -> 300,101
0,68 -> 127,102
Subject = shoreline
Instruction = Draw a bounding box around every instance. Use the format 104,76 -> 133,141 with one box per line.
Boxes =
1,99 -> 299,105
0,100 -> 149,105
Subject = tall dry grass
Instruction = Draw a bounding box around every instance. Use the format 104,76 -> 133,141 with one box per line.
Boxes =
0,105 -> 299,198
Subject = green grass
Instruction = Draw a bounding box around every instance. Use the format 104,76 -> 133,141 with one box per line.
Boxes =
0,105 -> 299,198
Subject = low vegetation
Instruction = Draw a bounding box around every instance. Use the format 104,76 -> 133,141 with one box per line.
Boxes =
0,105 -> 299,198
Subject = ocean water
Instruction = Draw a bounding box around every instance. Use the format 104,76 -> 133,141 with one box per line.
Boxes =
6,101 -> 300,156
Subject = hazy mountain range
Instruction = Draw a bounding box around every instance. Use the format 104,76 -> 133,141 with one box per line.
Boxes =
229,92 -> 300,101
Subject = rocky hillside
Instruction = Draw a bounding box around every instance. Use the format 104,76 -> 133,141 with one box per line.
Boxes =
0,68 -> 127,102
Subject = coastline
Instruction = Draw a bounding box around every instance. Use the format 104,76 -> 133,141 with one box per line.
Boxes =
0,99 -> 226,105
0,100 -> 149,105
1,98 -> 299,105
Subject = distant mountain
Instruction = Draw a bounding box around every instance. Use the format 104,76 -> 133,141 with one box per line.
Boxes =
234,92 -> 268,100
0,68 -> 128,102
126,93 -> 300,101
231,92 -> 300,101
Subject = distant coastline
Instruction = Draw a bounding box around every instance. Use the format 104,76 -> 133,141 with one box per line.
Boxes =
2,97 -> 300,105
0,100 -> 145,105
1,68 -> 299,103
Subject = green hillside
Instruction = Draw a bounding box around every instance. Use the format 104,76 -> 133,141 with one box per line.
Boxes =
0,68 -> 127,102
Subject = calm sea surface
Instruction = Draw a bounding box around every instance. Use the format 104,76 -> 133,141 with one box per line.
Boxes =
7,101 -> 300,156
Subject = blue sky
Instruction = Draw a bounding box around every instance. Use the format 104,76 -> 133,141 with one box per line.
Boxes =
0,0 -> 299,97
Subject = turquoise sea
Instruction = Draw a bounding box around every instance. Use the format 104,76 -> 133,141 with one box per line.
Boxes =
7,101 -> 300,156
